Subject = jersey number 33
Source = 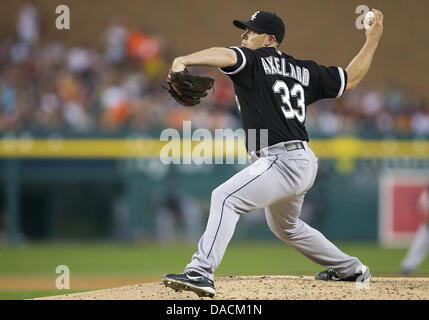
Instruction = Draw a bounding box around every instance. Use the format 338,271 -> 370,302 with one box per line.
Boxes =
273,80 -> 306,123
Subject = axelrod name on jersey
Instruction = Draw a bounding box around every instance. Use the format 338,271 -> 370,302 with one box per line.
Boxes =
261,56 -> 310,87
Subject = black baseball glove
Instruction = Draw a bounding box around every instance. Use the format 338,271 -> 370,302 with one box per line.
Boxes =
165,69 -> 214,107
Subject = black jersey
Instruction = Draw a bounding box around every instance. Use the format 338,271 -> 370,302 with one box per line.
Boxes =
219,46 -> 347,152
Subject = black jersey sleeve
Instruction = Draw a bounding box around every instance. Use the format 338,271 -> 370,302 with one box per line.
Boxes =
218,46 -> 256,88
306,62 -> 348,103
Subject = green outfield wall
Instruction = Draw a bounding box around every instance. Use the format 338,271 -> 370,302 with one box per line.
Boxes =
1,133 -> 428,243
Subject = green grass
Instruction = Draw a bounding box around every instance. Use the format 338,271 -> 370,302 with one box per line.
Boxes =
0,290 -> 92,300
219,242 -> 429,277
0,241 -> 428,299
0,242 -> 197,277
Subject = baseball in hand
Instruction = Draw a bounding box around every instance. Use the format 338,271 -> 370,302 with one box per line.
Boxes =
364,11 -> 375,29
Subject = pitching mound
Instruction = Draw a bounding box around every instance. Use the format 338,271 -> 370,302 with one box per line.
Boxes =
34,275 -> 429,300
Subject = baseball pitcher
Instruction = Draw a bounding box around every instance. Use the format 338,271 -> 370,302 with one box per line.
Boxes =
163,9 -> 384,297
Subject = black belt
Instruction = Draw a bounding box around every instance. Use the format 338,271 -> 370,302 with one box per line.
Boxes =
255,141 -> 304,156
284,141 -> 305,152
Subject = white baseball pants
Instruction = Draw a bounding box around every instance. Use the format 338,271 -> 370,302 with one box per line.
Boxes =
185,141 -> 363,280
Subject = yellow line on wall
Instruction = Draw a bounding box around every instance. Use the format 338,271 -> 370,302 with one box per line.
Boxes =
0,138 -> 428,159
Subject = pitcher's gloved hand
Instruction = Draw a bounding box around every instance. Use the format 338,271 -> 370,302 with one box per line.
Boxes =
166,69 -> 214,107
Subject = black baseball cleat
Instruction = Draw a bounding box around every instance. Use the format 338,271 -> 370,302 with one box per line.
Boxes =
162,271 -> 216,298
315,265 -> 371,282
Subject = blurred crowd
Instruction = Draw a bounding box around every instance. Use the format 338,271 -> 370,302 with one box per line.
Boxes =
1,3 -> 428,137
307,86 -> 429,137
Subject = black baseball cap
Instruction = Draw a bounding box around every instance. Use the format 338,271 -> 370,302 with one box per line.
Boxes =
233,11 -> 285,44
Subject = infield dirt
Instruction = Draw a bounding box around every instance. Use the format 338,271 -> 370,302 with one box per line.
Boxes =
34,275 -> 429,300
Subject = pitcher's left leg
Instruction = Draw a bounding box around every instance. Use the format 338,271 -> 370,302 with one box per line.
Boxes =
185,155 -> 296,279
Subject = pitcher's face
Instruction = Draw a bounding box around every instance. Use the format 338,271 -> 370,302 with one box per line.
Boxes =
240,28 -> 269,50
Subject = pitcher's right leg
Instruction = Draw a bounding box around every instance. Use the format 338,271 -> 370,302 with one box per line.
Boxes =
265,195 -> 365,279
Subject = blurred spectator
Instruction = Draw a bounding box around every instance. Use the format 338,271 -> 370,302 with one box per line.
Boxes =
376,112 -> 395,133
127,27 -> 165,80
127,29 -> 161,62
361,91 -> 383,117
17,3 -> 39,45
317,109 -> 341,135
411,111 -> 429,136
66,47 -> 92,74
100,81 -> 131,129
103,18 -> 129,65
57,74 -> 93,131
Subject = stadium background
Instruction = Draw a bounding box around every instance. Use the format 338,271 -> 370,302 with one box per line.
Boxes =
0,0 -> 428,299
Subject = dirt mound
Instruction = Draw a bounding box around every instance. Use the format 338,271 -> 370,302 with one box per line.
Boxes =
34,275 -> 429,300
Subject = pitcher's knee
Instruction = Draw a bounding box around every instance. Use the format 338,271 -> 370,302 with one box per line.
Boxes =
211,186 -> 248,214
266,220 -> 283,240
211,186 -> 230,204
273,220 -> 304,241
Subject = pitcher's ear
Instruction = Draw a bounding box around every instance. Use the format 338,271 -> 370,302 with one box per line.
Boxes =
264,35 -> 276,46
